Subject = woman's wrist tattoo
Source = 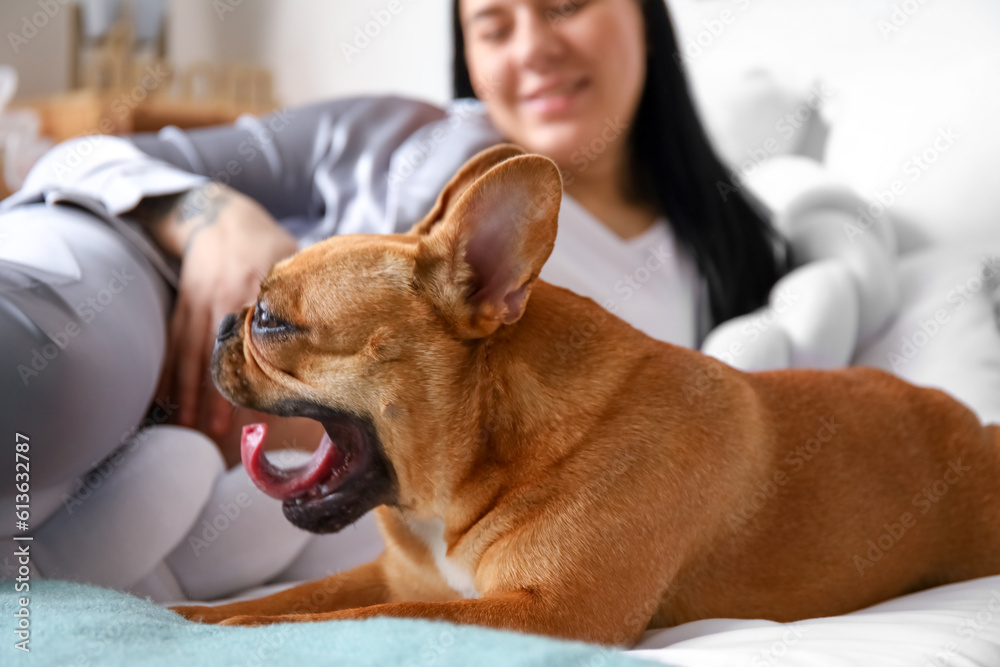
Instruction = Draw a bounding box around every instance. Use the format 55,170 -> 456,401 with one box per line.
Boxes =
178,184 -> 230,254
176,183 -> 228,225
124,182 -> 232,257
125,191 -> 185,226
126,182 -> 228,227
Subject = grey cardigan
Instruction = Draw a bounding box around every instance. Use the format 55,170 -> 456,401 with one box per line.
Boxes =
3,96 -> 505,287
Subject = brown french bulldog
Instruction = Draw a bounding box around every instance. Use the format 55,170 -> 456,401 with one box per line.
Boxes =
172,144 -> 1000,646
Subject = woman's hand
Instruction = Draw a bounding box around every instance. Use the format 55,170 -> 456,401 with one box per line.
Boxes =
131,183 -> 299,439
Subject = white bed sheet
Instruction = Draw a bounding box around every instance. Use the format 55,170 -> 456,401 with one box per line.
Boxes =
629,576 -> 1000,667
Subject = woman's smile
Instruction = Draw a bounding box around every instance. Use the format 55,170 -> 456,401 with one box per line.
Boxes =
520,76 -> 591,118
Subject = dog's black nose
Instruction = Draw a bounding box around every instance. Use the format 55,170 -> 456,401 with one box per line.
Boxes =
217,313 -> 241,342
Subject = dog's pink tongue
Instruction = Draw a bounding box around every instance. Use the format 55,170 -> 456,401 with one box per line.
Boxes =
241,423 -> 341,501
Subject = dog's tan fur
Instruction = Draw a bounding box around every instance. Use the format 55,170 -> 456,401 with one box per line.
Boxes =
172,145 -> 1000,646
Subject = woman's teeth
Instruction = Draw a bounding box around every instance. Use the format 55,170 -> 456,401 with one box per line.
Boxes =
538,82 -> 580,98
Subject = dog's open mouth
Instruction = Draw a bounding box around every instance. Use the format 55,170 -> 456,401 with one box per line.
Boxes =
239,406 -> 397,534
241,424 -> 352,502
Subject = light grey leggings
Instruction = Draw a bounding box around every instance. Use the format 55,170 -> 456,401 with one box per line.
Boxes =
0,203 -> 383,602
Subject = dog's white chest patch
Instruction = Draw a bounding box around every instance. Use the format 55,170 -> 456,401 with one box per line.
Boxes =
405,517 -> 479,599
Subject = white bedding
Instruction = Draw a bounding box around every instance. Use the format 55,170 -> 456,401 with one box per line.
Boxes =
630,576 -> 1000,667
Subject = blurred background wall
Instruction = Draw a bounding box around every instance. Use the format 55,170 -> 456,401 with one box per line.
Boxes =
1,0 -> 998,238
0,0 -> 453,105
2,0 -> 997,108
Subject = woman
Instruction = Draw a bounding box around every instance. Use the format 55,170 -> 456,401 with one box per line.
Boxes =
0,0 -> 785,601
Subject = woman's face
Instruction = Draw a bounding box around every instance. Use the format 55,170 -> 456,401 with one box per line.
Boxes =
460,0 -> 647,172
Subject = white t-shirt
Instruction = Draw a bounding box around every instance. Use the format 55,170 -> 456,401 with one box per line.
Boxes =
539,194 -> 703,348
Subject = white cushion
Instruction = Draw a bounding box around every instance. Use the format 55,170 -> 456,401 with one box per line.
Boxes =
853,240 -> 1000,425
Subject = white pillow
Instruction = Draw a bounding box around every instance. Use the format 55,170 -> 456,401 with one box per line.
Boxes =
703,155 -> 899,371
853,240 -> 1000,425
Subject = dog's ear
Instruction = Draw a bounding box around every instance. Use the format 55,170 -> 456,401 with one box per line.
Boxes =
408,144 -> 527,237
415,153 -> 562,339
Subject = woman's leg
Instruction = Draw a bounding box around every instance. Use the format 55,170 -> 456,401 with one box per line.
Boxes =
164,450 -> 317,601
0,204 -> 225,593
32,425 -> 224,592
0,203 -> 172,528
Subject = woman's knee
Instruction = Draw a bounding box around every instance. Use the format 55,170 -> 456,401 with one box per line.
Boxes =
32,425 -> 224,590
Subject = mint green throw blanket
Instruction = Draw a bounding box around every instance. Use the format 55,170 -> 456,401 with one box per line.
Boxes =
2,580 -> 655,666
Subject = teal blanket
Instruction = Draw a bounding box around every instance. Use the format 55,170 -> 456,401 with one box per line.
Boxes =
2,581 -> 653,666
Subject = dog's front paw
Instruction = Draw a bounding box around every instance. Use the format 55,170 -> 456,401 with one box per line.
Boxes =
218,614 -> 281,627
170,604 -> 236,625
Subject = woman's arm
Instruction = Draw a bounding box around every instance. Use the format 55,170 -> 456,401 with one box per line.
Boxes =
8,96 -> 454,247
126,97 -> 446,227
124,182 -> 299,435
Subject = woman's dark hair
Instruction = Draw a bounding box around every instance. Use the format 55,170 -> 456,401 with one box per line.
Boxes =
452,0 -> 788,328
